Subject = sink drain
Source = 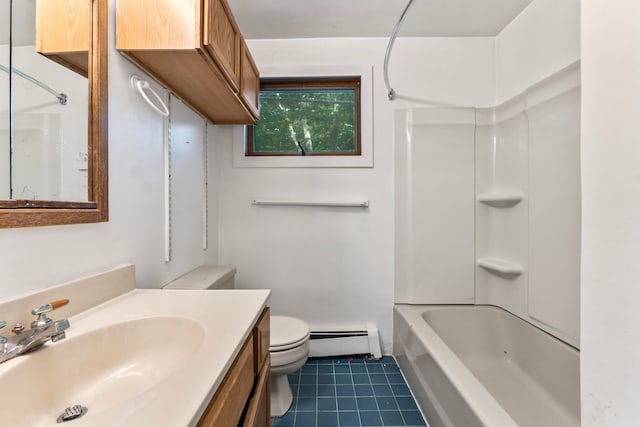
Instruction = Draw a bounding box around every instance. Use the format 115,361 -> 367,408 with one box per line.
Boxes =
56,405 -> 88,423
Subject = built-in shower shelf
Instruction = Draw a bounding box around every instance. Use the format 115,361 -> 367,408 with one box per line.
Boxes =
477,191 -> 523,208
477,257 -> 524,276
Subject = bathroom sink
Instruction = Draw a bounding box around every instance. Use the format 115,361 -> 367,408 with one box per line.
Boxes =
0,316 -> 205,426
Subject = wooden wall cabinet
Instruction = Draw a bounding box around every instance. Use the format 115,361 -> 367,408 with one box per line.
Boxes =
197,308 -> 270,427
36,0 -> 91,77
116,0 -> 259,124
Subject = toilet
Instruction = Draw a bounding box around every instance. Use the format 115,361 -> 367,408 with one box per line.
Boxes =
164,265 -> 310,417
270,315 -> 310,417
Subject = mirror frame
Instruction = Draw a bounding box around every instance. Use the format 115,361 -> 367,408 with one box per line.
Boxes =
0,0 -> 107,228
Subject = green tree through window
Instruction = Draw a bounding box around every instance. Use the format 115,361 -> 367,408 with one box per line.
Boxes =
247,77 -> 361,156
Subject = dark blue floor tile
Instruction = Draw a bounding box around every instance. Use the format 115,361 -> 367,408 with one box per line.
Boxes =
318,364 -> 334,374
381,356 -> 395,363
352,373 -> 371,384
373,384 -> 393,396
380,410 -> 405,426
386,373 -> 405,384
317,411 -> 339,427
295,411 -> 317,427
375,396 -> 398,411
366,364 -> 385,373
338,411 -> 361,426
354,384 -> 374,396
318,374 -> 336,385
360,410 -> 383,426
296,397 -> 317,412
396,396 -> 418,410
298,385 -> 317,397
318,384 -> 336,396
336,374 -> 353,385
302,364 -> 318,374
356,396 -> 378,411
318,397 -> 337,411
279,356 -> 426,427
334,364 -> 351,374
337,397 -> 358,411
382,363 -> 400,373
300,374 -> 317,384
336,385 -> 356,396
401,410 -> 426,425
369,373 -> 388,384
391,384 -> 411,396
350,364 -> 367,373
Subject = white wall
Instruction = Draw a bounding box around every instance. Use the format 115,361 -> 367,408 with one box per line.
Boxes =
496,0 -> 580,103
217,37 -> 494,354
0,0 -> 217,301
581,0 -> 640,424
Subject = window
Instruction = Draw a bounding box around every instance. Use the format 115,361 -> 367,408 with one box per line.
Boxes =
247,77 -> 361,156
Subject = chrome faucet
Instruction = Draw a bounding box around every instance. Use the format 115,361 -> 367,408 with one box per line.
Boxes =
0,299 -> 70,364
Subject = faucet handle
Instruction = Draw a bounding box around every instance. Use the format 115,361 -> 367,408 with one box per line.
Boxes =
32,299 -> 69,316
0,321 -> 6,330
31,299 -> 69,328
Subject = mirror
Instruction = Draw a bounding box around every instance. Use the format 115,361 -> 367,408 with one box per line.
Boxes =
0,0 -> 107,228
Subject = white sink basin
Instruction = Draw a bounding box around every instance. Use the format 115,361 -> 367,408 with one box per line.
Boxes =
0,316 -> 204,426
0,265 -> 270,427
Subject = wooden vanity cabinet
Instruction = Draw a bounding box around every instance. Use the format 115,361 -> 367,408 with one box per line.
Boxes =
35,0 -> 90,76
116,0 -> 259,124
197,307 -> 270,427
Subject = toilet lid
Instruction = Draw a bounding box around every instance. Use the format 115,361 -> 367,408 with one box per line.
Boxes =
270,316 -> 310,351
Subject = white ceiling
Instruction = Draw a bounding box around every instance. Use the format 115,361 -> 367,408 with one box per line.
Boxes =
228,0 -> 534,39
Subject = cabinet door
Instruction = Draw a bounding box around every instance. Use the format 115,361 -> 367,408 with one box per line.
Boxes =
240,39 -> 260,119
197,337 -> 255,427
243,360 -> 270,427
204,0 -> 240,91
36,0 -> 90,76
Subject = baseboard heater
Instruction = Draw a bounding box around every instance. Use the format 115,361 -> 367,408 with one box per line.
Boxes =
309,326 -> 382,359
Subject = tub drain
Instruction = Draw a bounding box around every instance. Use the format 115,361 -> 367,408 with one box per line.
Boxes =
56,405 -> 88,423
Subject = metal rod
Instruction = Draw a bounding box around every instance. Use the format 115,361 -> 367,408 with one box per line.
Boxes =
252,199 -> 370,208
0,64 -> 68,105
383,0 -> 417,101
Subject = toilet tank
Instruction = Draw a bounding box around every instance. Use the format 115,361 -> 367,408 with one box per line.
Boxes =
163,266 -> 236,290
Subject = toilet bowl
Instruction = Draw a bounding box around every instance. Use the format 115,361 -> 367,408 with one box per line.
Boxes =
270,315 -> 310,417
163,266 -> 309,417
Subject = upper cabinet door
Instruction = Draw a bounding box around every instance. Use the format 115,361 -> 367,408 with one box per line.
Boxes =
240,39 -> 259,118
115,0 -> 201,50
36,0 -> 91,76
203,0 -> 240,92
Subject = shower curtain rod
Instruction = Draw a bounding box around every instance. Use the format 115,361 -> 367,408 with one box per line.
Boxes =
383,0 -> 417,101
0,64 -> 67,105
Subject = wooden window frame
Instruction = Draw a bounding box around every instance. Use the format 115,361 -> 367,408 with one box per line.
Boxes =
246,76 -> 361,157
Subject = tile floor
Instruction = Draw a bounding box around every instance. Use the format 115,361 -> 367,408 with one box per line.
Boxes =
271,356 -> 428,427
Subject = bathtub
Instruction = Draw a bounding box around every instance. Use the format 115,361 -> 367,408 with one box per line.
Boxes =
394,305 -> 580,427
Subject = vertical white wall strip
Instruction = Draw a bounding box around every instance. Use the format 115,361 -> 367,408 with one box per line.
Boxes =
202,121 -> 209,250
163,93 -> 172,262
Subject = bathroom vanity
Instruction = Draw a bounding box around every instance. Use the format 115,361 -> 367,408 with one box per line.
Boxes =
0,264 -> 270,426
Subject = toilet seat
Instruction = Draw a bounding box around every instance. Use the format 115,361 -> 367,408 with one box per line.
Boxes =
270,316 -> 310,352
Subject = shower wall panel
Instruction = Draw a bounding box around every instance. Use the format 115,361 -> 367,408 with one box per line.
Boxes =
395,108 -> 476,304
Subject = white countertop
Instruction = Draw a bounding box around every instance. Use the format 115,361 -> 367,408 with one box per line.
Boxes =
0,286 -> 270,427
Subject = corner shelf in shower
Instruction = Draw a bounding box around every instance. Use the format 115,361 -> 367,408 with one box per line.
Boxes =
477,191 -> 523,208
477,257 -> 524,277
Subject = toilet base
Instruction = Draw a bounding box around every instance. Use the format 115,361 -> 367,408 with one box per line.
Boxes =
270,373 -> 293,417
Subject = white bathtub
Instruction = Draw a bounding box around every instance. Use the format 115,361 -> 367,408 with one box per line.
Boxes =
394,305 -> 580,427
